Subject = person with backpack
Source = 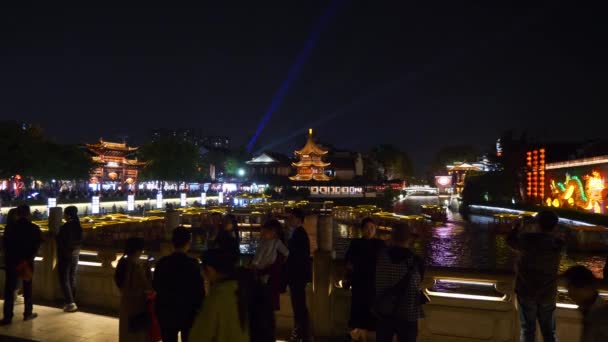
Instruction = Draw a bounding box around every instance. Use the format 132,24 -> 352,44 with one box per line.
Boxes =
56,206 -> 83,313
1,205 -> 42,325
374,223 -> 424,342
153,227 -> 204,342
115,237 -> 153,342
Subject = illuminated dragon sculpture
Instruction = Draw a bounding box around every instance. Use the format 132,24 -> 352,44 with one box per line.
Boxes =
547,171 -> 607,214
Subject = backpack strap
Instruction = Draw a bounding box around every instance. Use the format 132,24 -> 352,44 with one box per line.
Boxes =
382,257 -> 418,297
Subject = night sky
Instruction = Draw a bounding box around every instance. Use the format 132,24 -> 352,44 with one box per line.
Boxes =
1,2 -> 607,172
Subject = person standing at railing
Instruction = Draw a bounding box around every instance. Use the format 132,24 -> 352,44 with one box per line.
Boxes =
115,237 -> 153,342
153,227 -> 204,342
562,265 -> 608,342
285,208 -> 312,342
1,204 -> 42,325
374,222 -> 424,342
344,217 -> 385,342
56,206 -> 83,313
507,210 -> 563,342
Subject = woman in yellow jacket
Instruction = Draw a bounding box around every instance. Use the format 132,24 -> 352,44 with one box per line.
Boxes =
190,249 -> 249,342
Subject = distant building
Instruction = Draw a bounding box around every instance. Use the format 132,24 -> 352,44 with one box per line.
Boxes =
326,151 -> 364,181
85,139 -> 145,191
446,159 -> 494,195
246,152 -> 292,178
289,129 -> 332,181
201,136 -> 231,150
151,128 -> 230,150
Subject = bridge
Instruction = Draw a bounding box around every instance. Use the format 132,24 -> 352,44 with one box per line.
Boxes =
403,185 -> 438,196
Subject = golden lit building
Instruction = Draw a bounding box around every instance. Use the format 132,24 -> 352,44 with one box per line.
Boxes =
85,139 -> 146,191
289,129 -> 332,181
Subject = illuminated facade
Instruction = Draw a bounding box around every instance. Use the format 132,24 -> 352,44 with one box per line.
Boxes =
543,155 -> 608,214
86,140 -> 146,191
446,162 -> 485,195
289,129 -> 332,181
525,148 -> 546,204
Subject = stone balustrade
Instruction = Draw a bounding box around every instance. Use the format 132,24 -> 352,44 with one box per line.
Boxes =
0,213 -> 602,341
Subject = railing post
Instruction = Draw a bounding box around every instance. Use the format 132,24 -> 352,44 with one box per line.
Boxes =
311,214 -> 334,337
160,210 -> 180,257
38,207 -> 62,301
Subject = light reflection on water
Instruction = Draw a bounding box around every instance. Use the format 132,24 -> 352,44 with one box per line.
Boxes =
213,197 -> 606,278
337,197 -> 605,278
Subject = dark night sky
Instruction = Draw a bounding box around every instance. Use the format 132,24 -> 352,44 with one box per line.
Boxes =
1,2 -> 607,172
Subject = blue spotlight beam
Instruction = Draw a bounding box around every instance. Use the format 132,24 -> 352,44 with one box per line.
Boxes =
246,0 -> 344,152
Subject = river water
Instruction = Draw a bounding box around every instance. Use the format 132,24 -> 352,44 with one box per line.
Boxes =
329,197 -> 606,278
233,197 -> 606,278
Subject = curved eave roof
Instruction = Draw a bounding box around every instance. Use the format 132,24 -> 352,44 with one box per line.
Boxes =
292,161 -> 331,168
294,135 -> 328,156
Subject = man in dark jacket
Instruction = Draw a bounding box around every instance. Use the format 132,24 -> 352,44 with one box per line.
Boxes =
507,210 -> 563,342
56,206 -> 83,312
286,208 -> 311,342
375,223 -> 424,342
153,227 -> 205,342
1,205 -> 42,325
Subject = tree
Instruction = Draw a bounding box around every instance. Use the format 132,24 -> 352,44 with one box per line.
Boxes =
429,145 -> 479,175
0,121 -> 93,182
224,157 -> 240,176
139,138 -> 200,185
369,145 -> 413,181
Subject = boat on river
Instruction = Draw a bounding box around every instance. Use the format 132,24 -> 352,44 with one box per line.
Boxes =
421,205 -> 448,222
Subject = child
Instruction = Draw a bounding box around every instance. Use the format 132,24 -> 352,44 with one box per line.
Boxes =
252,219 -> 289,310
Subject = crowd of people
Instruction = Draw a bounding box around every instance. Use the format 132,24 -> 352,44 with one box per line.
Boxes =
2,205 -> 608,341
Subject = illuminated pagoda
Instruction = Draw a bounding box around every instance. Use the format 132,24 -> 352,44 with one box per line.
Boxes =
85,139 -> 146,191
289,129 -> 332,181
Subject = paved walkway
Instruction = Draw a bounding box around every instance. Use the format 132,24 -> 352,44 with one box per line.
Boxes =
0,300 -> 117,342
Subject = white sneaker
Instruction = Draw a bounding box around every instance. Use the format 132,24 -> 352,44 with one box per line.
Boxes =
64,303 -> 78,312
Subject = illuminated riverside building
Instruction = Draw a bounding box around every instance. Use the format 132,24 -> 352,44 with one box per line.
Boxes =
85,139 -> 145,191
446,161 -> 490,196
289,129 -> 332,181
542,154 -> 608,214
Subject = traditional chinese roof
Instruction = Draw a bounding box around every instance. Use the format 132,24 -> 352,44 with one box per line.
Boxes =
294,129 -> 328,156
246,152 -> 292,165
289,173 -> 332,181
292,160 -> 331,168
86,139 -> 139,155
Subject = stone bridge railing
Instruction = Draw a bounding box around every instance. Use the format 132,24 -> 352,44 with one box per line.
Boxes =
1,212 -> 601,341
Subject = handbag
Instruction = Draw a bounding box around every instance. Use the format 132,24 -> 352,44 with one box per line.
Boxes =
128,311 -> 150,332
371,259 -> 418,319
16,260 -> 33,281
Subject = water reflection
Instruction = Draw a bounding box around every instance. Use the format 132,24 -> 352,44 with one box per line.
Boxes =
204,197 -> 606,278
333,197 -> 606,278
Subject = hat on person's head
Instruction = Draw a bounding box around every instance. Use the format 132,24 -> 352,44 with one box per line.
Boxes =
391,222 -> 418,243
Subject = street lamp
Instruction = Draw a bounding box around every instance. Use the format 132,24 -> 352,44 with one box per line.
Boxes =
237,168 -> 245,177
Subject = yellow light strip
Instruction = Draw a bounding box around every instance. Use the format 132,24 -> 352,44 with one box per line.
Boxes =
545,156 -> 608,170
78,261 -> 103,267
79,251 -> 98,256
557,303 -> 578,309
425,289 -> 507,302
34,257 -> 43,262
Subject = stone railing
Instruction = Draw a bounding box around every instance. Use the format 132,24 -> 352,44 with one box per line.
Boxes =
0,213 -> 600,341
